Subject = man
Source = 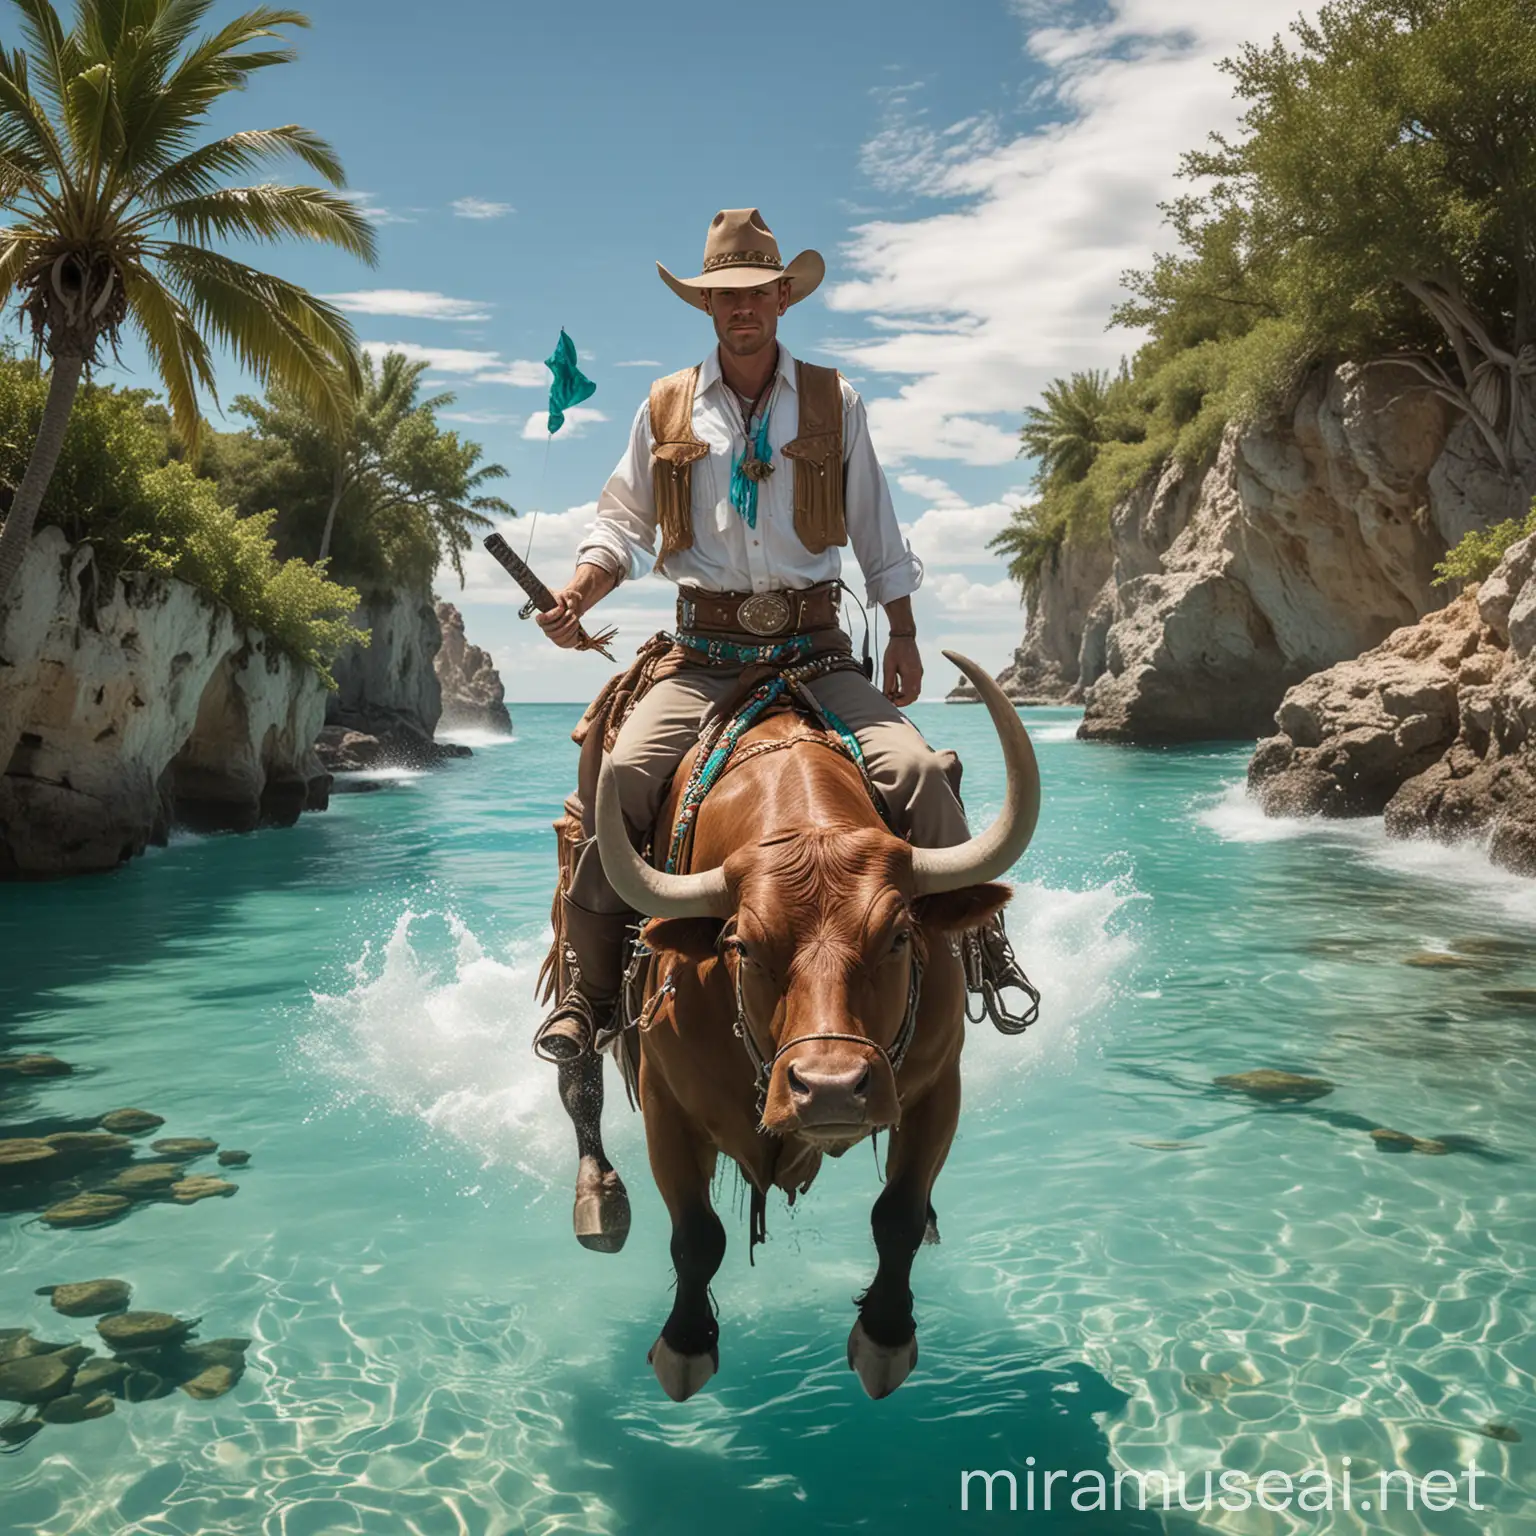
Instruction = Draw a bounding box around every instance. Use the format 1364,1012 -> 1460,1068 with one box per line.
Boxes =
534,208 -> 1035,1066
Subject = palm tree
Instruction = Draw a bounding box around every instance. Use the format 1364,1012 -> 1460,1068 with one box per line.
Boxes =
234,349 -> 512,585
1019,370 -> 1117,489
0,0 -> 376,604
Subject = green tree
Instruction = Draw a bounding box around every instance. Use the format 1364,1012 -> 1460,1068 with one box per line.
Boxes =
1127,0 -> 1536,491
223,350 -> 512,590
0,0 -> 376,604
1019,366 -> 1143,490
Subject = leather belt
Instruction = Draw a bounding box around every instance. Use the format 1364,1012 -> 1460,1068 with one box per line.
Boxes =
675,581 -> 840,638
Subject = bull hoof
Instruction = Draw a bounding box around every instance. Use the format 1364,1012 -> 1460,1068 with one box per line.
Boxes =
847,1317 -> 918,1400
574,1157 -> 630,1253
647,1334 -> 718,1402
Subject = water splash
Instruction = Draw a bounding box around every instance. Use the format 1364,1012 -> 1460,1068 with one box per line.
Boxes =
1196,782 -> 1536,928
302,910 -> 631,1185
303,870 -> 1141,1170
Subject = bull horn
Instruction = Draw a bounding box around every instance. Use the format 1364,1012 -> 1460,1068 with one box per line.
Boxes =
594,754 -> 731,918
911,651 -> 1041,895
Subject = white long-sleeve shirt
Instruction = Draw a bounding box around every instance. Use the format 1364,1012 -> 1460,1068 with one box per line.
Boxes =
575,346 -> 923,607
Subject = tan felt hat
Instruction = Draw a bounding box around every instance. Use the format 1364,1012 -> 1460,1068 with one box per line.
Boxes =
658,207 -> 825,311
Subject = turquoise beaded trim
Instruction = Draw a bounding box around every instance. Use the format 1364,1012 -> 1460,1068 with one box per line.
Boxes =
663,654 -> 890,874
667,630 -> 813,668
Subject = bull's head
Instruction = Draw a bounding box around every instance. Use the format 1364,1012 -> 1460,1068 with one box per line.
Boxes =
594,653 -> 1041,1148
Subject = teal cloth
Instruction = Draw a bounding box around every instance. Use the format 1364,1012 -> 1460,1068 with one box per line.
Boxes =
543,329 -> 595,434
729,408 -> 772,528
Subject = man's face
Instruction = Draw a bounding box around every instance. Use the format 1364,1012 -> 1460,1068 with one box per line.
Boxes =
705,279 -> 790,358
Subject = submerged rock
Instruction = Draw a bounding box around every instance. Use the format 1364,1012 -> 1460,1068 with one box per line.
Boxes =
179,1363 -> 238,1401
170,1176 -> 236,1204
1403,950 -> 1481,969
97,1109 -> 165,1135
97,1312 -> 196,1352
45,1279 -> 132,1318
72,1357 -> 129,1394
0,1139 -> 57,1180
0,1353 -> 74,1403
216,1150 -> 250,1167
103,1163 -> 183,1196
1371,1128 -> 1449,1155
0,1054 -> 72,1077
42,1193 -> 130,1228
150,1137 -> 217,1160
1482,1421 -> 1522,1443
1213,1069 -> 1335,1102
39,1391 -> 114,1424
0,1418 -> 43,1446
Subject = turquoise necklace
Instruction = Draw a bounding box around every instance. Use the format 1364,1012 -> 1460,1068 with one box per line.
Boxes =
726,371 -> 775,529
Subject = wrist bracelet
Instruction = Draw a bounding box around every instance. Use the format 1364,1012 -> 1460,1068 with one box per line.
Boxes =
888,629 -> 916,638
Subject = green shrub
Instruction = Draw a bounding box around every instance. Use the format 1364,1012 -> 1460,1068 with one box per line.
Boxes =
0,355 -> 364,684
1433,501 -> 1536,586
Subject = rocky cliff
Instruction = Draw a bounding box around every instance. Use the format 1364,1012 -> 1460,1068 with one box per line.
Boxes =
434,601 -> 511,734
324,586 -> 446,763
1249,534 -> 1536,874
948,536 -> 1113,704
0,527 -> 330,878
979,362 -> 1526,741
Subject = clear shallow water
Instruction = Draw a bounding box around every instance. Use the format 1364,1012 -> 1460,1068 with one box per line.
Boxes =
0,704 -> 1532,1535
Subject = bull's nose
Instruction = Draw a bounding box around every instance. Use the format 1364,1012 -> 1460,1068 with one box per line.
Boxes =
786,1058 -> 872,1126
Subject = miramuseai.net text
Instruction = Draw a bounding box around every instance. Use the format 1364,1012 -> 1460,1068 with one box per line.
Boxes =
957,1460 -> 1489,1516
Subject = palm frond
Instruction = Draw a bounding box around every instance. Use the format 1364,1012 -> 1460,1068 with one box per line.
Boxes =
6,0 -> 84,119
149,184 -> 376,261
157,240 -> 359,431
124,257 -> 217,436
0,45 -> 69,182
142,124 -> 344,202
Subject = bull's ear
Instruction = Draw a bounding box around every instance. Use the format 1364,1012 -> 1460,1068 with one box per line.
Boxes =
913,882 -> 1011,933
643,916 -> 727,960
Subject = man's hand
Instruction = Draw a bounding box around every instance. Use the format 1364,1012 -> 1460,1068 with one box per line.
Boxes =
882,635 -> 923,706
537,586 -> 587,649
536,563 -> 618,649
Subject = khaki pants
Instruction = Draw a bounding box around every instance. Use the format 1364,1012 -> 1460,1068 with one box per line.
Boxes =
568,659 -> 970,915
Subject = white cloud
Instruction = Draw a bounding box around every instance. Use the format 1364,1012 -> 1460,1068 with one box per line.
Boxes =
440,411 -> 523,426
930,572 -> 1021,613
613,359 -> 663,368
902,491 -> 1025,570
347,191 -> 416,226
522,407 -> 609,440
896,472 -> 966,506
474,361 -> 549,388
826,0 -> 1308,467
324,290 -> 491,321
453,197 -> 514,220
360,341 -> 547,388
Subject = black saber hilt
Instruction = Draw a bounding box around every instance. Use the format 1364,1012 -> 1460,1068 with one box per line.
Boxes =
482,532 -> 618,662
484,532 -> 556,612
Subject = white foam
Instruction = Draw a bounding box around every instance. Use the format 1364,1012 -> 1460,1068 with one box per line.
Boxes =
302,910 -> 624,1186
1197,781 -> 1536,927
1029,722 -> 1081,744
337,766 -> 427,784
302,869 -> 1141,1175
961,874 -> 1142,1098
434,727 -> 516,749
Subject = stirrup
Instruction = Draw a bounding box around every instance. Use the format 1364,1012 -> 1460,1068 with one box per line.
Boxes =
963,922 -> 1041,1036
534,989 -> 600,1064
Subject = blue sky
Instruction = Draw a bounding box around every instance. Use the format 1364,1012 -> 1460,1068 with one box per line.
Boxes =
86,0 -> 1310,702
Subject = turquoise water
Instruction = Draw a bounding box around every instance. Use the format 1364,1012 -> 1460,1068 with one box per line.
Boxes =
2,704 -> 1534,1535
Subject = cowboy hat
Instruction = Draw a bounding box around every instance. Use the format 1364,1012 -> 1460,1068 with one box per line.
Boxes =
657,208 -> 825,311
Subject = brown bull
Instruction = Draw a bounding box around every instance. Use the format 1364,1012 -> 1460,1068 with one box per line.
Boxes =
595,652 -> 1040,1402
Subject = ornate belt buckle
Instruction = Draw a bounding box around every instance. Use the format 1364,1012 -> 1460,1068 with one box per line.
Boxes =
736,591 -> 791,637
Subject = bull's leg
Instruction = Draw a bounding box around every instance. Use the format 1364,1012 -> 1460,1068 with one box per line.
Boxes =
558,1054 -> 631,1253
849,1064 -> 961,1400
641,1067 -> 725,1402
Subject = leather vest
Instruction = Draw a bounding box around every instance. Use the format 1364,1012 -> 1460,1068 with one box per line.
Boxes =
649,360 -> 848,568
